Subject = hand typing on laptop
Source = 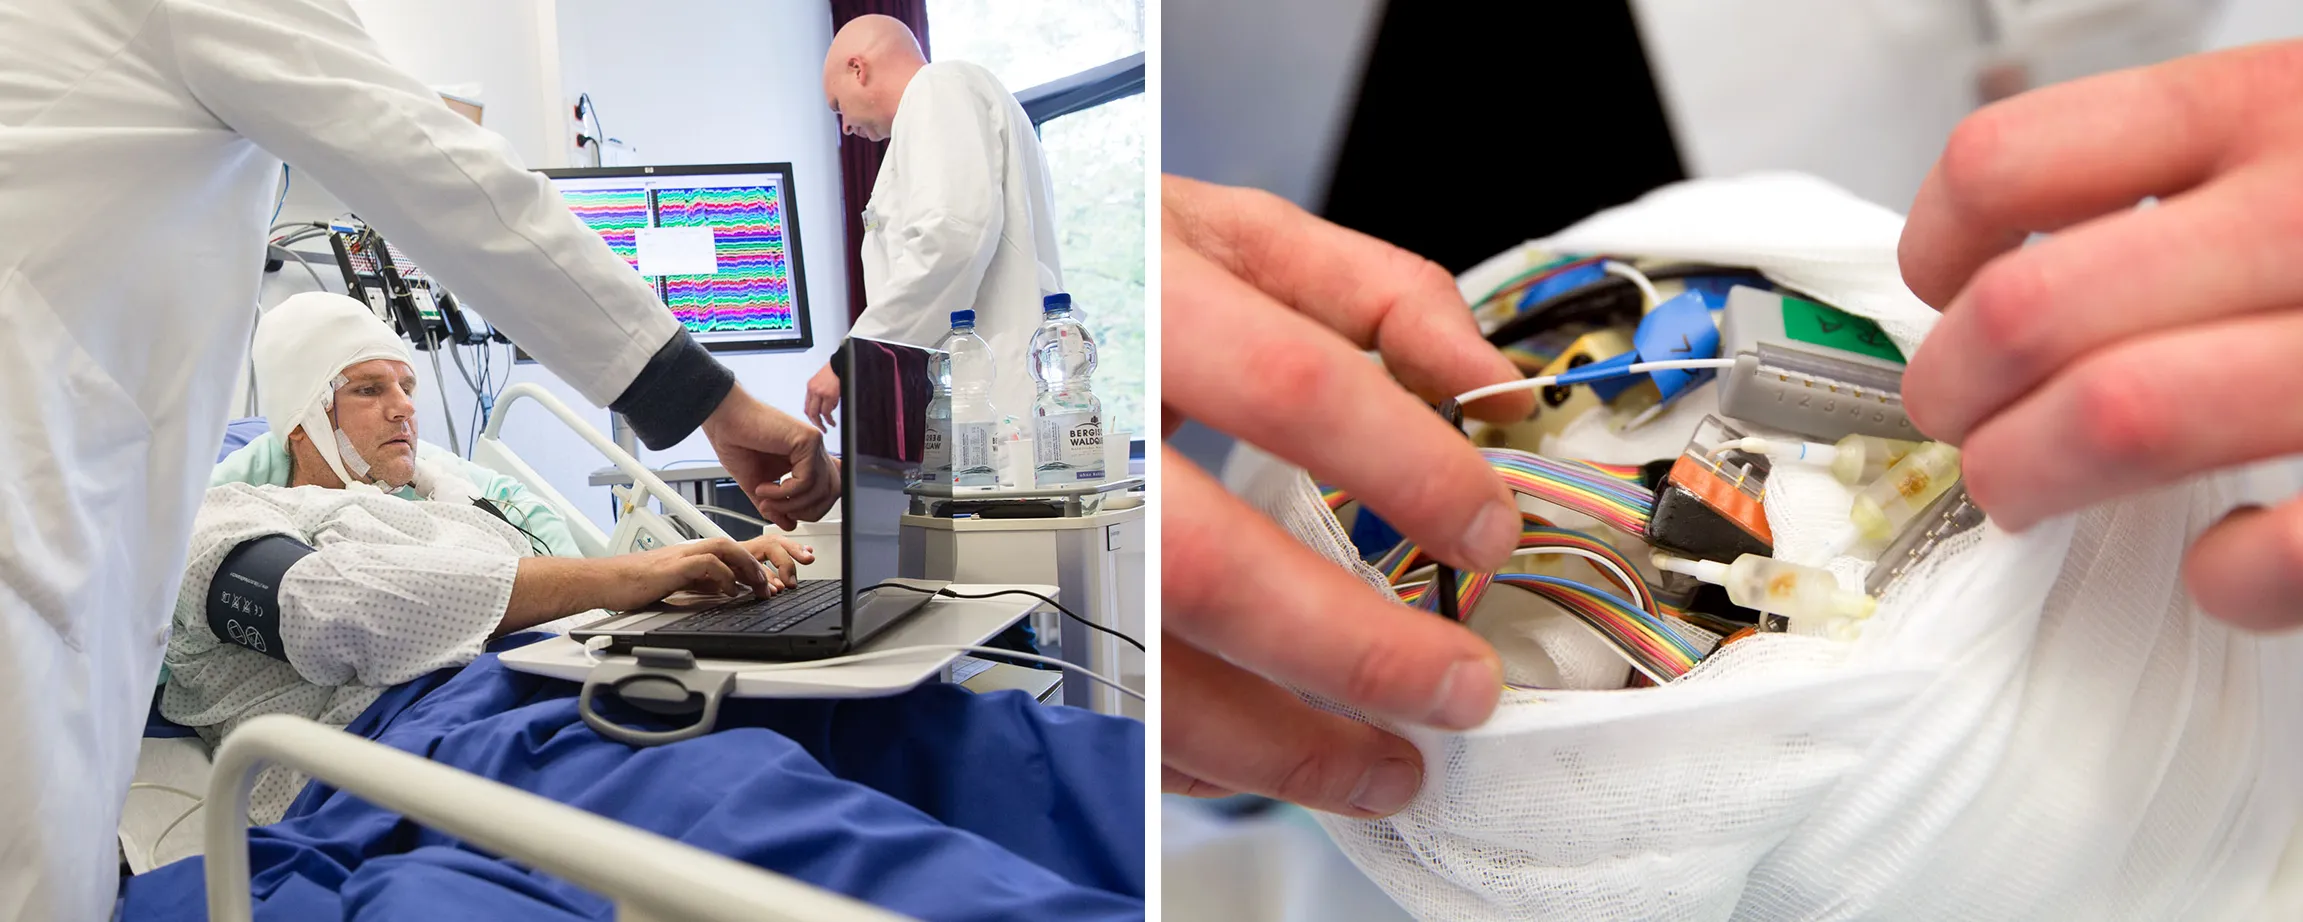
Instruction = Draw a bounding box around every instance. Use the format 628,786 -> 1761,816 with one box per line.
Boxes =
506,535 -> 814,628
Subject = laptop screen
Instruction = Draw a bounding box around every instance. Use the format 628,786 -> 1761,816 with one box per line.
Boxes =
839,336 -> 939,633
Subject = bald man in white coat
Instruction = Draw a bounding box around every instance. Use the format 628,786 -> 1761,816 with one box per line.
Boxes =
805,15 -> 1064,485
0,0 -> 840,916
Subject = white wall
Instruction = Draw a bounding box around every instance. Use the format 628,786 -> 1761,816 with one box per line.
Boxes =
347,0 -> 568,170
242,0 -> 848,533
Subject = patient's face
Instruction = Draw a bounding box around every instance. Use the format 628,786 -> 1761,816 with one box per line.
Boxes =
330,359 -> 420,486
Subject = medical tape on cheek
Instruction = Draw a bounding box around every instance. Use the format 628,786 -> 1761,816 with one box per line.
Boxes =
325,372 -> 375,480
206,534 -> 317,663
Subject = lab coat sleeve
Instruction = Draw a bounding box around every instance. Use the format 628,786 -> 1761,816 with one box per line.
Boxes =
154,0 -> 723,435
849,72 -> 1009,347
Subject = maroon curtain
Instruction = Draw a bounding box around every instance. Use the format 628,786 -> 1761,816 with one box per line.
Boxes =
830,0 -> 931,323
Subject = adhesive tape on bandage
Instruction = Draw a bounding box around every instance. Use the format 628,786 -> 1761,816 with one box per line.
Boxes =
334,427 -> 373,479
323,373 -> 378,482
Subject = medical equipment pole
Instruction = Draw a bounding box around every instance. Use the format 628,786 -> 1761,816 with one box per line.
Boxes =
205,714 -> 915,922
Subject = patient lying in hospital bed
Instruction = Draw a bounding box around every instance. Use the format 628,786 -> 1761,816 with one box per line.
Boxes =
122,294 -> 1144,920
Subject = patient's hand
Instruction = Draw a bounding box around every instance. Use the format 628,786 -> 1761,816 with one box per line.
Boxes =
1160,175 -> 1528,818
603,538 -> 773,610
741,534 -> 814,589
700,383 -> 841,530
501,538 -> 774,634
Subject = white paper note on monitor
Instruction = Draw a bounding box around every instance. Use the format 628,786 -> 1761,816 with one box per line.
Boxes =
636,226 -> 719,276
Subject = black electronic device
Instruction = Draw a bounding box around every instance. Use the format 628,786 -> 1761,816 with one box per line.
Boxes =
571,336 -> 951,660
327,227 -> 458,349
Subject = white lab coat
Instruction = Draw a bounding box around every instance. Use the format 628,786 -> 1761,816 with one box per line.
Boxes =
1629,0 -> 2224,212
849,61 -> 1063,481
0,0 -> 683,916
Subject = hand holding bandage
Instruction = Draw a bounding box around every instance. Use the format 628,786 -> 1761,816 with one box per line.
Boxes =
1160,175 -> 1534,818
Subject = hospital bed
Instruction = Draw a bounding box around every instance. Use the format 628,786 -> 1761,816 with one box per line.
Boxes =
120,385 -> 890,919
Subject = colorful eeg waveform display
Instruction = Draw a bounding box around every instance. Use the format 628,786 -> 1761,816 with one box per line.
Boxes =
559,187 -> 647,270
559,180 -> 798,337
655,185 -> 795,333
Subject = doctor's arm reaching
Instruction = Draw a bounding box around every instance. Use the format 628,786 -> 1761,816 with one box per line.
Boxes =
159,0 -> 831,527
1162,176 -> 1532,818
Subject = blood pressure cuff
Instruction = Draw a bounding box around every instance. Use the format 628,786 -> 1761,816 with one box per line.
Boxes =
206,534 -> 316,663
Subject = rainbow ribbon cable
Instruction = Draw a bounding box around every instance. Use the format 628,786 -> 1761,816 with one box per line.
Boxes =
1395,574 -> 1706,683
1364,512 -> 1570,585
1403,522 -> 1653,616
1320,485 -> 1352,511
1482,448 -> 1656,535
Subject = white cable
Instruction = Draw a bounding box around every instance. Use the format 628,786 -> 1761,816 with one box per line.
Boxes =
1454,358 -> 1737,406
1503,547 -> 1651,615
128,779 -> 209,872
581,636 -> 1135,701
1602,260 -> 1660,310
729,644 -> 1141,703
128,782 -> 203,802
695,504 -> 771,529
151,801 -> 204,870
425,342 -> 462,456
270,242 -> 330,290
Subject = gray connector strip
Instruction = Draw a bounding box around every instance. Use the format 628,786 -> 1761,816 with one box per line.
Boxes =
1719,344 -> 1921,441
1864,482 -> 1987,597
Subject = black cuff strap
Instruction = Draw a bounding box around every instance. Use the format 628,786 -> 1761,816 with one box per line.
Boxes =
609,329 -> 736,451
207,534 -> 316,663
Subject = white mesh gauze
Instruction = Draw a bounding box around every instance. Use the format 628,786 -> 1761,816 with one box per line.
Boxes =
1226,174 -> 2303,920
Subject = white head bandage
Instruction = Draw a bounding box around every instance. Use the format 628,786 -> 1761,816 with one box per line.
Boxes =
253,292 -> 413,490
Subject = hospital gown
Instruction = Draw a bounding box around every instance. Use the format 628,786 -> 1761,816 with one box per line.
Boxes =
211,432 -> 581,557
162,482 -> 534,822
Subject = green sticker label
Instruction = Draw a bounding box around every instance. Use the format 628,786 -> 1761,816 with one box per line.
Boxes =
1780,296 -> 1905,364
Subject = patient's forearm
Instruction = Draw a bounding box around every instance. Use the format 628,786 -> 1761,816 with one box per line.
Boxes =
501,556 -> 616,635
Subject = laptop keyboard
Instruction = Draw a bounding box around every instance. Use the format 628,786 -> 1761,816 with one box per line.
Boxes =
654,581 -> 843,635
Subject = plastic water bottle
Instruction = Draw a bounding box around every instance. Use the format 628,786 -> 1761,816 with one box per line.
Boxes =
1029,293 -> 1106,486
930,310 -> 1002,488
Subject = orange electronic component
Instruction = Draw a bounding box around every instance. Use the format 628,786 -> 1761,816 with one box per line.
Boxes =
1642,416 -> 1775,562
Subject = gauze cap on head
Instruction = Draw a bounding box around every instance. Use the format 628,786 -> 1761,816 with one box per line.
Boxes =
253,292 -> 411,487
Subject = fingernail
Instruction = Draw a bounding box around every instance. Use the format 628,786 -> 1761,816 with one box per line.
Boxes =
1460,500 -> 1519,570
1429,658 -> 1499,729
1349,759 -> 1422,816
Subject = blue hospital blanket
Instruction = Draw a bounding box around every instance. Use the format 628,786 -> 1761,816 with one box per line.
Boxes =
121,635 -> 1145,921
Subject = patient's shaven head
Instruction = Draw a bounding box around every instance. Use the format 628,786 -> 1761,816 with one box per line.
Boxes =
823,13 -> 925,143
287,359 -> 420,489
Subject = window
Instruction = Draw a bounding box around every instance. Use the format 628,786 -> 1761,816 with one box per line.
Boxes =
928,0 -> 1147,441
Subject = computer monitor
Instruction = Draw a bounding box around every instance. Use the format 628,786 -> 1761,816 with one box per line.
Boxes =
538,162 -> 816,353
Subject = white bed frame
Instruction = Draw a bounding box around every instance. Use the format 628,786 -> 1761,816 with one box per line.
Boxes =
474,383 -> 738,557
204,715 -> 910,922
146,384 -> 906,920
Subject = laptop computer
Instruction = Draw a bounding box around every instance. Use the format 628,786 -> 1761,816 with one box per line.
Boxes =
571,336 -> 951,660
